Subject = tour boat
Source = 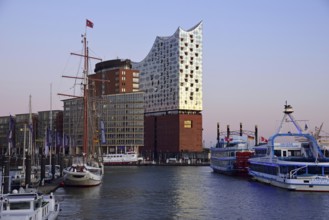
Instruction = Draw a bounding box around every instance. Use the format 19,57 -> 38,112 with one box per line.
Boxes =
102,151 -> 143,165
61,20 -> 104,187
210,135 -> 254,175
0,188 -> 60,220
248,103 -> 329,191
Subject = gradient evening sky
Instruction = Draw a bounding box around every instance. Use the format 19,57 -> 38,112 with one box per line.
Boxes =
1,0 -> 328,146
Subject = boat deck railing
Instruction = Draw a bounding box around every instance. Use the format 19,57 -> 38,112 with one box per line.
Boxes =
289,165 -> 308,179
279,156 -> 329,163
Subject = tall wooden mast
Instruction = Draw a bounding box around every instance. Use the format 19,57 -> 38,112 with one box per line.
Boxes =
58,20 -> 102,156
83,33 -> 88,155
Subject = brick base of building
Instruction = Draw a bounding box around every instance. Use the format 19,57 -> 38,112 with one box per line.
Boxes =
143,113 -> 202,159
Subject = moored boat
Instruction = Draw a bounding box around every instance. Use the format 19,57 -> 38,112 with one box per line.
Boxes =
248,103 -> 329,191
103,152 -> 143,165
61,20 -> 104,187
210,135 -> 254,175
0,188 -> 60,220
63,156 -> 104,187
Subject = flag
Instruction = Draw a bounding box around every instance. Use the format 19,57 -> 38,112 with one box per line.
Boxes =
56,132 -> 62,147
45,129 -> 49,156
64,135 -> 69,147
47,127 -> 52,147
86,19 -> 94,28
7,115 -> 15,143
28,122 -> 33,141
261,136 -> 268,143
224,137 -> 233,142
100,120 -> 106,144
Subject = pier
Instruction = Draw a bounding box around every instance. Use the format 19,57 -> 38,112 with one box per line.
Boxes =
37,177 -> 64,194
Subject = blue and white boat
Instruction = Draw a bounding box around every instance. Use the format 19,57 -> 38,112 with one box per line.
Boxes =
248,103 -> 329,191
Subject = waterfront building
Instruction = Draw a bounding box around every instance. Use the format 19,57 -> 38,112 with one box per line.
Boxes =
62,59 -> 144,156
96,92 -> 144,155
90,59 -> 140,95
62,98 -> 84,155
0,116 -> 12,155
0,111 -> 63,157
132,22 -> 203,158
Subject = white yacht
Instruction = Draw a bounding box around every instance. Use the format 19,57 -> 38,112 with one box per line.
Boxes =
63,156 -> 104,187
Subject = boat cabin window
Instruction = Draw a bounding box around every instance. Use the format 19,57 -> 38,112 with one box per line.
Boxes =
283,151 -> 287,157
254,148 -> 267,157
290,150 -> 301,157
8,201 -> 31,210
274,150 -> 281,157
308,166 -> 323,175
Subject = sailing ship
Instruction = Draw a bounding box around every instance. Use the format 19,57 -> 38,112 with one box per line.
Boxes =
248,103 -> 329,191
61,20 -> 104,187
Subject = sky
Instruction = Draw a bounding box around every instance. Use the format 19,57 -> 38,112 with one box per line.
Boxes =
1,0 -> 329,147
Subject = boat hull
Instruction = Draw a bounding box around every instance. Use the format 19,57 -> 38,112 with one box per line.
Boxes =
210,164 -> 236,175
63,168 -> 102,187
250,170 -> 329,192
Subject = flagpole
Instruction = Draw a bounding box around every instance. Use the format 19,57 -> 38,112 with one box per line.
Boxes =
62,131 -> 65,155
23,124 -> 27,174
50,83 -> 52,166
29,95 -> 32,159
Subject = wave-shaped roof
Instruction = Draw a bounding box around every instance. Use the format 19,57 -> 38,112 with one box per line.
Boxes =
133,21 -> 203,64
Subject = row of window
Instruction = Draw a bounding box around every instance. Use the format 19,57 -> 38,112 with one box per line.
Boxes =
250,164 -> 278,175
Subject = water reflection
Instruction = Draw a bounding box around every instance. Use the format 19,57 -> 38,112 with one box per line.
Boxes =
55,166 -> 329,220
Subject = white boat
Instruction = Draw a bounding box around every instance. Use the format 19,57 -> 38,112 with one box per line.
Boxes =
0,188 -> 60,220
248,103 -> 329,191
210,135 -> 254,175
10,166 -> 40,189
103,152 -> 143,165
62,22 -> 104,187
63,156 -> 104,187
44,165 -> 61,182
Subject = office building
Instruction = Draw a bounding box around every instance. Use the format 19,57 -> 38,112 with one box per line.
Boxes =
62,59 -> 144,155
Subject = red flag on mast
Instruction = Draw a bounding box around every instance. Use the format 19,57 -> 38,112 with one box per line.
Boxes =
261,136 -> 268,143
86,19 -> 94,28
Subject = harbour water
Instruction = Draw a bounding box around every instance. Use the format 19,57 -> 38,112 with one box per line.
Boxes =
55,166 -> 329,220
